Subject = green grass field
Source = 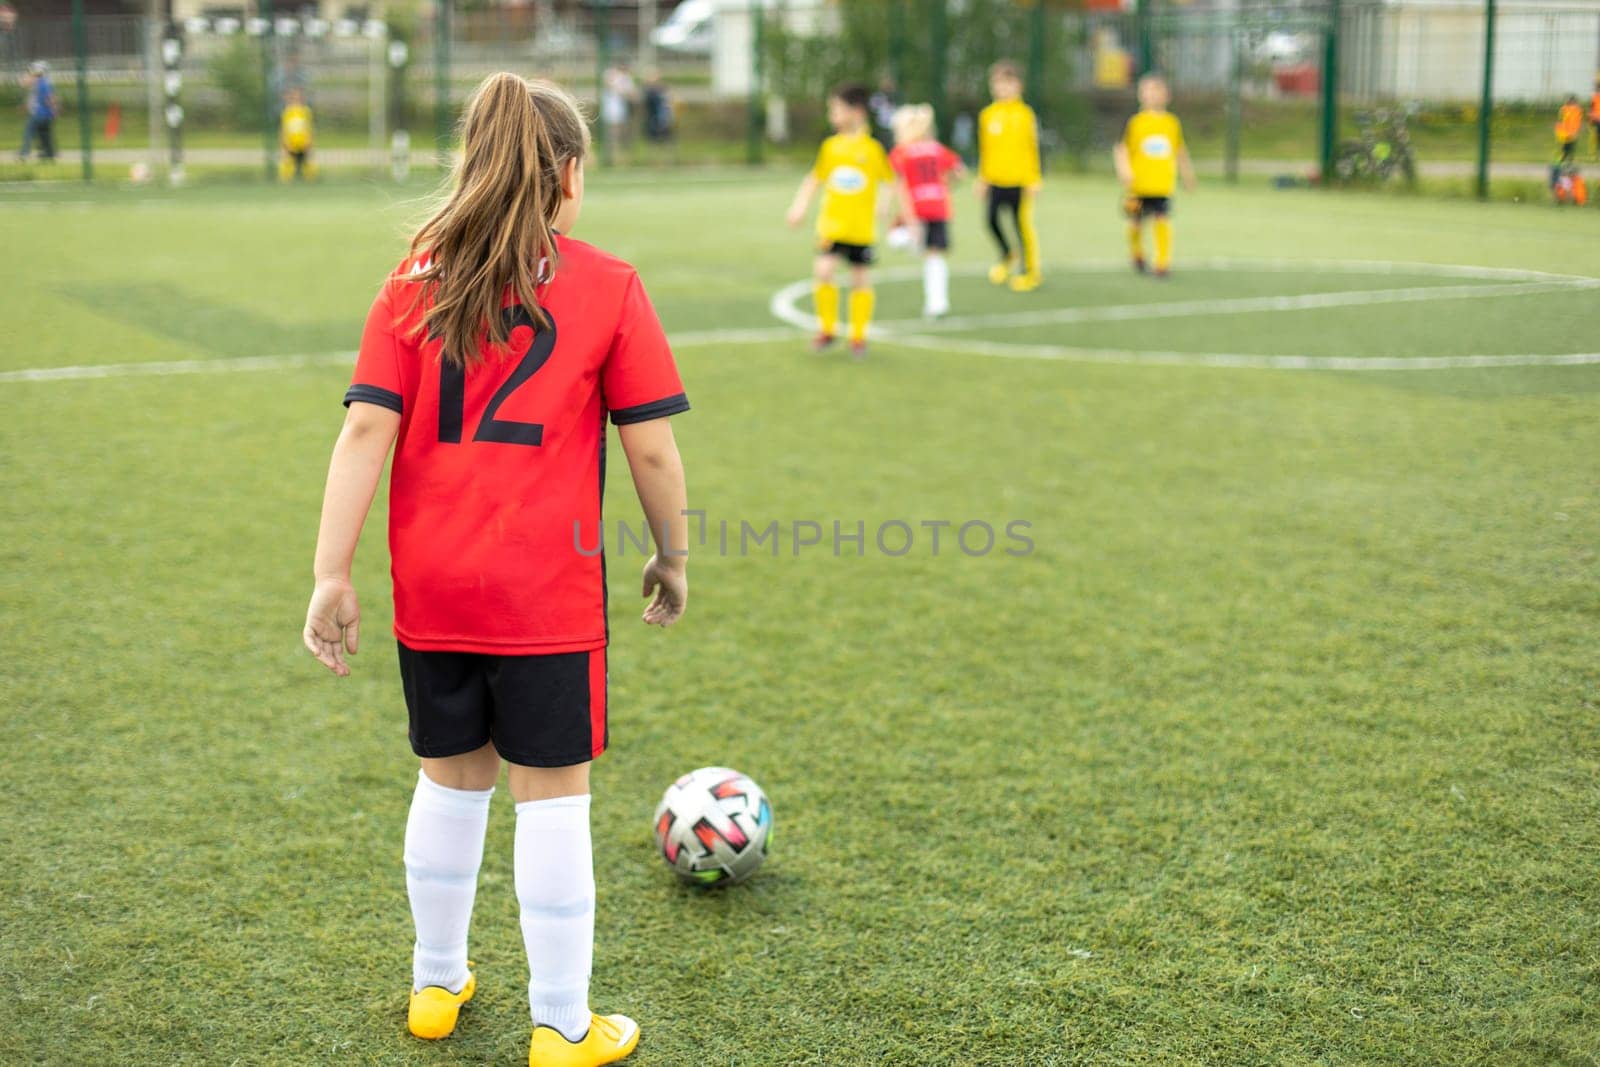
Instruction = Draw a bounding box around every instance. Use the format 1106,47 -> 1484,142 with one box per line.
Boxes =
2,172 -> 1598,1066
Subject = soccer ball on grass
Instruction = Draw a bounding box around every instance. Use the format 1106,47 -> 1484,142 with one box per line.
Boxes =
652,767 -> 771,886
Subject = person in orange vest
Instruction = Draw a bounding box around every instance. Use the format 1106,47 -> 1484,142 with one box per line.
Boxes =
1556,95 -> 1583,164
1589,77 -> 1600,158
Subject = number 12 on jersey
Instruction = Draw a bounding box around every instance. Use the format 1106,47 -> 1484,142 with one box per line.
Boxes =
438,305 -> 555,447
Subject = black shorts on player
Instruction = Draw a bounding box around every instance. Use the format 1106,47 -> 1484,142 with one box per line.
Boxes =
922,219 -> 950,251
397,641 -> 607,767
823,241 -> 874,266
1124,196 -> 1171,220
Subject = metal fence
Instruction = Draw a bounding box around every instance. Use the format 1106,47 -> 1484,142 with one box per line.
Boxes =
7,0 -> 1597,199
1,2 -> 714,183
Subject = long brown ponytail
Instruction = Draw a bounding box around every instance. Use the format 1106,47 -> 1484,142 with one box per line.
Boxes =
409,73 -> 589,367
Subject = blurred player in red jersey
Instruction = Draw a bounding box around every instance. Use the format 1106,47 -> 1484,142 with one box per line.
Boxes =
889,103 -> 965,318
303,74 -> 689,1067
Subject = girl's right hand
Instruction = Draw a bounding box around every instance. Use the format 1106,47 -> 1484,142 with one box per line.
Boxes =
641,555 -> 687,627
304,577 -> 361,675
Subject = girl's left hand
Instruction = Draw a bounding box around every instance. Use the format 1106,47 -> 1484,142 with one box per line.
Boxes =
304,577 -> 361,676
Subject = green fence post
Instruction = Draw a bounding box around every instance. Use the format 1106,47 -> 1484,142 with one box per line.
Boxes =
1225,24 -> 1241,183
72,0 -> 91,181
1026,0 -> 1046,117
435,0 -> 451,166
887,0 -> 904,95
1476,0 -> 1496,200
260,0 -> 275,181
747,0 -> 764,165
1135,0 -> 1154,75
595,0 -> 611,168
1319,0 -> 1341,181
927,0 -> 947,140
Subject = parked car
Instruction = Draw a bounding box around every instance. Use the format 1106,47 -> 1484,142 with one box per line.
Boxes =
651,0 -> 714,55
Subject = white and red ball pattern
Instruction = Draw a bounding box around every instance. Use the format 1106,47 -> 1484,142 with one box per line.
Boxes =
652,767 -> 771,886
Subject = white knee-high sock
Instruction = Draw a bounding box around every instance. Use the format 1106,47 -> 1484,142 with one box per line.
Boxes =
404,770 -> 493,994
516,794 -> 594,1042
923,254 -> 950,315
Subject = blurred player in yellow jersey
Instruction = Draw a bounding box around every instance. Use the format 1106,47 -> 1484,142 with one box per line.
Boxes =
278,88 -> 316,182
1114,74 -> 1196,278
975,60 -> 1043,292
787,83 -> 894,356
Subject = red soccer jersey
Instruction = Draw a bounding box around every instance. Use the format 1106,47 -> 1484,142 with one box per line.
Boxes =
346,236 -> 688,655
889,141 -> 962,222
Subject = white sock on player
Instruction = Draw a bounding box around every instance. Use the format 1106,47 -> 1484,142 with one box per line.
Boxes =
923,254 -> 950,316
404,770 -> 494,994
516,793 -> 595,1043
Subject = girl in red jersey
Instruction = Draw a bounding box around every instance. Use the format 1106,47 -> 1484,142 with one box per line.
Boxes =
303,73 -> 689,1067
888,103 -> 964,318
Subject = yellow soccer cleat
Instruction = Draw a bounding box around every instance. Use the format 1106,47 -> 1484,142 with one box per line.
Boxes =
528,1012 -> 640,1067
1007,273 -> 1041,293
987,258 -> 1018,285
407,966 -> 476,1040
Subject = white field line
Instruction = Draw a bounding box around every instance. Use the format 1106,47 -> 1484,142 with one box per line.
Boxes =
873,279 -> 1598,333
0,351 -> 356,383
768,262 -> 1600,334
875,332 -> 1600,372
766,257 -> 1600,370
0,326 -> 795,385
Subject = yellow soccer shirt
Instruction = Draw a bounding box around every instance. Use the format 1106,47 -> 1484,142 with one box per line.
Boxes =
281,104 -> 314,152
1123,109 -> 1183,197
977,99 -> 1041,187
812,132 -> 893,247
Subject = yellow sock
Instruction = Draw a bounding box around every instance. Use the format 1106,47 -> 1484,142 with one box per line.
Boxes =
848,287 -> 875,343
814,282 -> 840,337
1127,221 -> 1145,263
1153,218 -> 1173,272
1018,193 -> 1041,280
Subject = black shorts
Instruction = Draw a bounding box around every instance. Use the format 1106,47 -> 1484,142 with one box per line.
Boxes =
822,241 -> 874,266
987,184 -> 1023,211
922,219 -> 950,251
397,641 -> 607,768
1126,196 -> 1171,219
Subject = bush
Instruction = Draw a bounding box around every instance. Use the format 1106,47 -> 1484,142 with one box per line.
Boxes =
207,35 -> 267,130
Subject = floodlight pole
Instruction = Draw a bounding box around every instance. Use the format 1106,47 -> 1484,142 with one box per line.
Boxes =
1475,0 -> 1496,200
72,0 -> 92,181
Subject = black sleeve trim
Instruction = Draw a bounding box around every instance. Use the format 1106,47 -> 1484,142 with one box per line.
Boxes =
610,393 -> 690,425
343,384 -> 403,414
